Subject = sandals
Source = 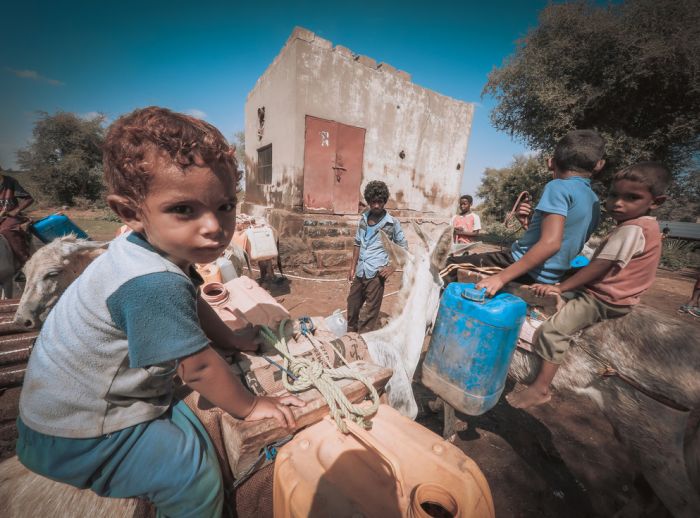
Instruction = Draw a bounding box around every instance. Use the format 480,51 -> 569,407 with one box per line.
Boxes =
678,305 -> 700,318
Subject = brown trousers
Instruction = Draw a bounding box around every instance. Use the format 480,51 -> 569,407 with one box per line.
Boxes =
346,275 -> 385,333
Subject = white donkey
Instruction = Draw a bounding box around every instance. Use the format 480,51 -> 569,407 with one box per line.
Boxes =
363,224 -> 452,417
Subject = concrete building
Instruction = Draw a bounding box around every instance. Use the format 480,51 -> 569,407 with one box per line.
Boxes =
243,27 -> 474,219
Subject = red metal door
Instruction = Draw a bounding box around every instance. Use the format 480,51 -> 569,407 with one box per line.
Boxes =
333,122 -> 365,214
303,116 -> 364,214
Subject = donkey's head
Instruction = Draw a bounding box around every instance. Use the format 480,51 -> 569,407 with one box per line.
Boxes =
380,223 -> 452,328
14,235 -> 108,329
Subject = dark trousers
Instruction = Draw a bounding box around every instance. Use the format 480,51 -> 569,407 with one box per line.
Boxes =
444,251 -> 536,286
346,275 -> 385,333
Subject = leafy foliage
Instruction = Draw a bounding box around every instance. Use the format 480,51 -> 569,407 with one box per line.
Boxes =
655,168 -> 700,222
17,112 -> 106,205
661,239 -> 698,271
476,155 -> 550,221
484,0 -> 700,178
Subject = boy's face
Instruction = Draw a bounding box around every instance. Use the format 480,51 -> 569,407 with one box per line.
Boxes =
459,198 -> 471,214
606,179 -> 663,223
116,154 -> 237,269
368,197 -> 387,216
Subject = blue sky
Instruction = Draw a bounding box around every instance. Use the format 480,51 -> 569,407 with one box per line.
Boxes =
0,0 -> 548,197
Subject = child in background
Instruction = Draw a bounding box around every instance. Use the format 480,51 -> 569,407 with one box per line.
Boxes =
347,180 -> 408,333
508,162 -> 670,409
17,107 -> 304,516
452,194 -> 481,244
445,130 -> 605,295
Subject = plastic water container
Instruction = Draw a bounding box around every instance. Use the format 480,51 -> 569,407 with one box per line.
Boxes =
245,226 -> 277,261
201,276 -> 289,331
273,404 -> 495,518
324,309 -> 347,338
215,256 -> 238,282
31,213 -> 89,243
422,283 -> 527,415
195,262 -> 222,284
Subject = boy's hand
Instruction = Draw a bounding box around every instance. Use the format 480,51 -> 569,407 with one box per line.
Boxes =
244,395 -> 306,428
516,202 -> 533,229
476,274 -> 505,297
347,267 -> 356,281
230,325 -> 264,352
378,264 -> 395,279
529,283 -> 561,297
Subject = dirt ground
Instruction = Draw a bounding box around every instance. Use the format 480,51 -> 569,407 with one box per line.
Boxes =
262,265 -> 698,518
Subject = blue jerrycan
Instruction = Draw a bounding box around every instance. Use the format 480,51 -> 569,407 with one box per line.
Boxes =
422,283 -> 527,415
31,213 -> 89,243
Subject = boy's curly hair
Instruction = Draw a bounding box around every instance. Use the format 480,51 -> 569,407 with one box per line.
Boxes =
363,180 -> 390,203
613,161 -> 671,197
103,106 -> 238,202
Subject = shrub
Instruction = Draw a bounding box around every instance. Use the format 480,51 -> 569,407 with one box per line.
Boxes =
660,239 -> 699,271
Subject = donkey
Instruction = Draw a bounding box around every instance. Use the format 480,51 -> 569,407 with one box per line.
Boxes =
508,308 -> 700,518
13,235 -> 109,329
361,224 -> 453,417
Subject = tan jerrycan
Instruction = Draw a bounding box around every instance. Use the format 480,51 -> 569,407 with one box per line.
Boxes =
200,276 -> 289,331
273,404 -> 495,518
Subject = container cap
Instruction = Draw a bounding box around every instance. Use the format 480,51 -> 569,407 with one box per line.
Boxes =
461,284 -> 486,303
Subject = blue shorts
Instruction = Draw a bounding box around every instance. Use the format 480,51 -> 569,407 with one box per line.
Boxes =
17,400 -> 222,518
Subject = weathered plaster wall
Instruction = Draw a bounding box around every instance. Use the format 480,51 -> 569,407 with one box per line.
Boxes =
244,35 -> 300,208
245,27 -> 474,216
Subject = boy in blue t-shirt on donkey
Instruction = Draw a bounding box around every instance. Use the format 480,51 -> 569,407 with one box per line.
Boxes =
445,129 -> 605,295
16,107 -> 304,517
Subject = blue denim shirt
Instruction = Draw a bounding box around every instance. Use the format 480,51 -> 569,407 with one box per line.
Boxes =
354,211 -> 408,279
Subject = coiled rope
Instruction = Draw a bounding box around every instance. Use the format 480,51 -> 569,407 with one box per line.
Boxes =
259,321 -> 380,432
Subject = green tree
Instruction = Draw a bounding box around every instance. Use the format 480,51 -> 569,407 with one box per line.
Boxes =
477,155 -> 550,221
233,131 -> 245,166
484,0 -> 700,177
17,112 -> 106,205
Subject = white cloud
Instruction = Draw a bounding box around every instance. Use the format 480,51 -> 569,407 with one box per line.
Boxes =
6,68 -> 64,86
80,111 -> 101,120
185,109 -> 207,119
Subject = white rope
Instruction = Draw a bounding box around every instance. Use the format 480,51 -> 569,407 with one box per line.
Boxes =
260,321 -> 379,432
337,290 -> 400,315
249,267 -> 404,283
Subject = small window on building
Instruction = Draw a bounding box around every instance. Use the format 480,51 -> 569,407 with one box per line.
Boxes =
257,145 -> 272,185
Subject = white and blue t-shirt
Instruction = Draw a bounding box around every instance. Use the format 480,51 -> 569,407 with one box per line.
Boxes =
19,232 -> 210,438
511,176 -> 600,283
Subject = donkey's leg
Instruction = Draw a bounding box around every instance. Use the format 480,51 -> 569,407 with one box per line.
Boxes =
0,278 -> 12,299
598,377 -> 700,518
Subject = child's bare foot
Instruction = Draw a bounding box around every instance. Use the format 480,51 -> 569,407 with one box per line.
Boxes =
506,385 -> 551,409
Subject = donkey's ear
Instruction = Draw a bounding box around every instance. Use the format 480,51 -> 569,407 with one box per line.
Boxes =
60,238 -> 109,258
412,221 -> 429,252
430,226 -> 453,270
380,231 -> 410,268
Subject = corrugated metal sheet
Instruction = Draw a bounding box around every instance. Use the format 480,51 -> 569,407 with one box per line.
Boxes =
658,221 -> 700,241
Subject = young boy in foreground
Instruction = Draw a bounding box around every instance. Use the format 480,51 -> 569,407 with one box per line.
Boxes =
508,162 -> 670,409
446,130 -> 604,295
16,107 -> 304,516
